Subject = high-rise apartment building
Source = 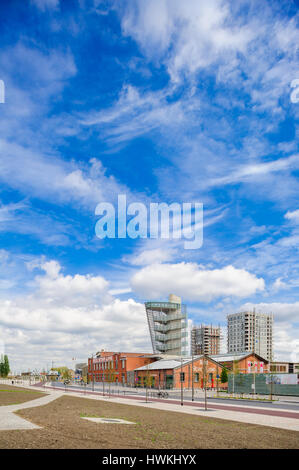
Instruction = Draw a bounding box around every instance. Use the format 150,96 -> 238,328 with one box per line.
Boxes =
227,311 -> 273,360
145,294 -> 189,356
191,324 -> 221,355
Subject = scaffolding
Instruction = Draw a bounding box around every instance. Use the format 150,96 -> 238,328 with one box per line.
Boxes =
191,324 -> 222,356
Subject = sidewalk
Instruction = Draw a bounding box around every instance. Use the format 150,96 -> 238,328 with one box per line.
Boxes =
2,381 -> 299,432
0,389 -> 64,431
42,383 -> 299,432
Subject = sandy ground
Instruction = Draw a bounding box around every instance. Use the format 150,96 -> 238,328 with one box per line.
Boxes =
0,394 -> 298,449
0,384 -> 46,406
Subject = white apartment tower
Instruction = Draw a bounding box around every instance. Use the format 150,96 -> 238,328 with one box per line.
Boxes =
227,311 -> 273,360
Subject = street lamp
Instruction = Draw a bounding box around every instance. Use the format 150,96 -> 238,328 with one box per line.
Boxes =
90,353 -> 95,392
180,355 -> 184,406
203,353 -> 207,411
191,351 -> 194,402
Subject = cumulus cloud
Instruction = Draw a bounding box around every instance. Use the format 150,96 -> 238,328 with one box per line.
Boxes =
0,261 -> 151,371
285,209 -> 299,223
239,301 -> 299,323
131,263 -> 265,301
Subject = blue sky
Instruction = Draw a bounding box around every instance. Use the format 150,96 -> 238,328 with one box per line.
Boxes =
0,0 -> 298,372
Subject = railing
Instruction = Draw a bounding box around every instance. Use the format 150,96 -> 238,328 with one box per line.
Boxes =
153,313 -> 187,322
156,340 -> 184,351
154,321 -> 187,332
165,331 -> 188,341
145,302 -> 180,310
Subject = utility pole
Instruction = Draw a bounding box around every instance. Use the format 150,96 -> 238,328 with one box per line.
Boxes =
269,313 -> 274,401
269,347 -> 274,401
146,363 -> 149,403
191,350 -> 194,402
91,353 -> 95,392
180,355 -> 183,406
203,353 -> 207,411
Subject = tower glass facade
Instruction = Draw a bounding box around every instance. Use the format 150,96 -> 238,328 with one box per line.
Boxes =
145,294 -> 188,355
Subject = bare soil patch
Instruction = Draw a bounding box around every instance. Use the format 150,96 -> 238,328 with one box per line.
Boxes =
0,395 -> 298,449
0,384 -> 46,406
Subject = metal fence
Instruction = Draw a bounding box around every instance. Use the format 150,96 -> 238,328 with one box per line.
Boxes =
228,373 -> 299,396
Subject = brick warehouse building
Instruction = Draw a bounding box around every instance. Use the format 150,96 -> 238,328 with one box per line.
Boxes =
209,352 -> 270,374
134,356 -> 224,390
88,351 -> 155,385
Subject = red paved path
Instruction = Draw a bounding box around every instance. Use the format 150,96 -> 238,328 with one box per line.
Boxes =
43,385 -> 299,420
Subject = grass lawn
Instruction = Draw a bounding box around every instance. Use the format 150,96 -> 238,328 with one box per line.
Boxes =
0,395 -> 298,449
0,384 -> 46,406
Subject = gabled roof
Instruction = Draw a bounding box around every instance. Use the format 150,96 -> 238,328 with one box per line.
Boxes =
135,359 -> 188,371
210,352 -> 268,363
135,355 -> 223,371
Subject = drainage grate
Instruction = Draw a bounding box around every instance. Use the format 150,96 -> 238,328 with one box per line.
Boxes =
81,417 -> 135,425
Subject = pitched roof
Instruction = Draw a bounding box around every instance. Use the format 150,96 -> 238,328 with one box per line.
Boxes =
210,352 -> 268,362
135,358 -> 189,371
135,355 -> 223,371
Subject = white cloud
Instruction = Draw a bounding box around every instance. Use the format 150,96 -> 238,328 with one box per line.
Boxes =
0,261 -> 151,371
273,326 -> 299,363
239,301 -> 299,323
206,154 -> 299,188
239,301 -> 299,361
121,0 -> 254,83
124,247 -> 177,266
272,278 -> 288,292
31,0 -> 59,11
131,263 -> 265,301
81,84 -> 198,145
0,140 -> 129,209
285,209 -> 299,223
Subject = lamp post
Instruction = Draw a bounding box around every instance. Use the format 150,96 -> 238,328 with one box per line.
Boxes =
180,355 -> 183,406
90,353 -> 95,392
191,351 -> 194,402
203,353 -> 207,411
269,351 -> 274,401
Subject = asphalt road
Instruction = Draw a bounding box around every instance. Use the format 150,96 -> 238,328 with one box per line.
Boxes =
48,381 -> 299,412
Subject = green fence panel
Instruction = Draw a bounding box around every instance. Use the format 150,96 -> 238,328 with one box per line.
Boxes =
228,373 -> 299,396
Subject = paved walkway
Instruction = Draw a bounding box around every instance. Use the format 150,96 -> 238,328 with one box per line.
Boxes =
1,382 -> 299,432
43,384 -> 299,432
0,389 -> 64,431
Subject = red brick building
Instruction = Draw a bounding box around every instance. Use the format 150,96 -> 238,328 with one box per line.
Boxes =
134,356 -> 224,389
88,351 -> 155,385
210,352 -> 270,374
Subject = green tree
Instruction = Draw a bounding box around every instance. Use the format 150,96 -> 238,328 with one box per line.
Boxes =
3,355 -> 10,377
51,367 -> 72,380
0,355 -> 10,377
0,355 -> 3,377
220,367 -> 228,384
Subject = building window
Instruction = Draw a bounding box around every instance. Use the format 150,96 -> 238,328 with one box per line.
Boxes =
180,372 -> 185,382
194,373 -> 199,383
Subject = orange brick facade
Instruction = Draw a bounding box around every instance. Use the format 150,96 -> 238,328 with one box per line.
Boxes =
217,354 -> 270,374
88,352 -> 154,384
135,357 -> 224,390
88,352 -> 269,388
